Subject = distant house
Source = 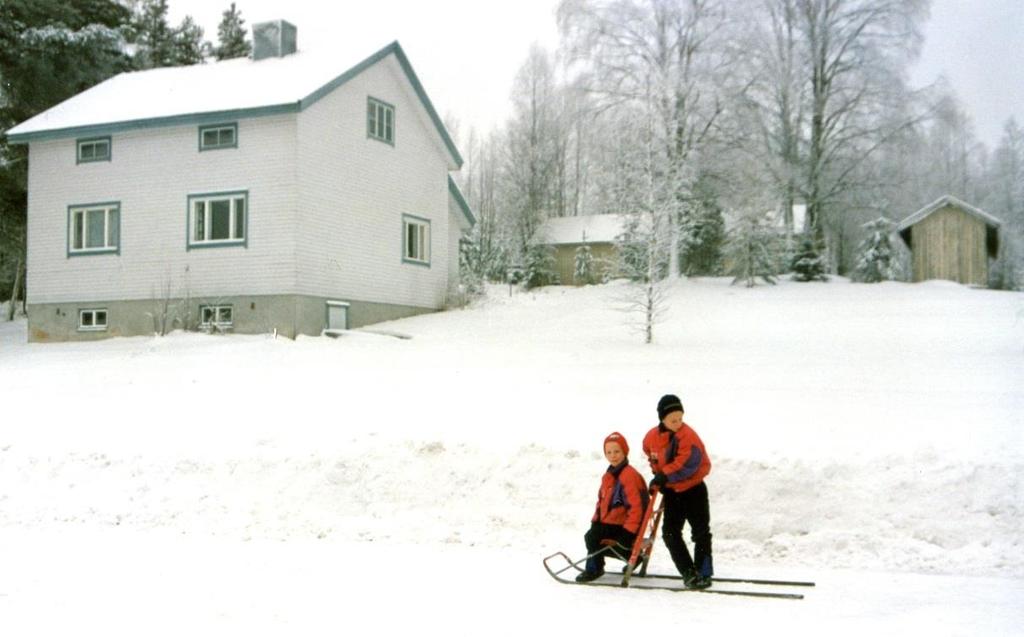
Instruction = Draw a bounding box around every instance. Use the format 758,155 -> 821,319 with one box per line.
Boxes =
536,214 -> 630,285
897,195 -> 1001,286
4,21 -> 475,341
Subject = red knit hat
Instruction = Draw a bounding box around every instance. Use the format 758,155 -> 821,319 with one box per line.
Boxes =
603,431 -> 629,456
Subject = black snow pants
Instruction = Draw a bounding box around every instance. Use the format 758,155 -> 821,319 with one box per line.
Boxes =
661,481 -> 713,577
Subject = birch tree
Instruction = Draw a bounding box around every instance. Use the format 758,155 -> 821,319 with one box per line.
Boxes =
735,0 -> 806,240
502,45 -> 565,257
797,0 -> 927,264
558,0 -> 729,278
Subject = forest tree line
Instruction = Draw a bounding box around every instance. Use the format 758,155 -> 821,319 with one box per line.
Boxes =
450,0 -> 1024,292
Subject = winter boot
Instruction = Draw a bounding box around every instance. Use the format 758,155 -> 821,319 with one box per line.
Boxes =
682,567 -> 711,589
575,568 -> 604,583
576,556 -> 604,582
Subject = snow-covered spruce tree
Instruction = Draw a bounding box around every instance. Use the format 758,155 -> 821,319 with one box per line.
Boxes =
216,2 -> 251,60
852,217 -> 897,282
680,175 -> 726,276
727,211 -> 779,288
791,237 -> 828,282
522,242 -> 559,290
574,243 -> 594,285
171,15 -> 209,65
129,0 -> 210,69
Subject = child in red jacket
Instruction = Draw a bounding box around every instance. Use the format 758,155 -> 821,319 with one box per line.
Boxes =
643,394 -> 713,588
576,432 -> 649,582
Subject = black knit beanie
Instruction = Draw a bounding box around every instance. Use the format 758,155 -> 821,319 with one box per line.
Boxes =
657,394 -> 684,421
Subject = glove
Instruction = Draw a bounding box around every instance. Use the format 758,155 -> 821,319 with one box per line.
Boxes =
649,472 -> 667,492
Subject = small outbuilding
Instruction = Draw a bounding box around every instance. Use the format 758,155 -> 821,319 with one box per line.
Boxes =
536,214 -> 630,285
897,195 -> 1001,286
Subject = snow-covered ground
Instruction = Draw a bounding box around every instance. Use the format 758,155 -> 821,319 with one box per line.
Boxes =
1,277 -> 1022,635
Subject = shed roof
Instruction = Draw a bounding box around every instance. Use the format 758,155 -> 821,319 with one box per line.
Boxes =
537,214 -> 631,245
897,195 -> 1002,232
5,40 -> 462,168
897,195 -> 1001,257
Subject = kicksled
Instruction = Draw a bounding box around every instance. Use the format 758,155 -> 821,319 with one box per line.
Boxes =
543,490 -> 815,600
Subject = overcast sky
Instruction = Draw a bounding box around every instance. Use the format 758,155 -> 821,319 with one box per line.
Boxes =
168,0 -> 1022,150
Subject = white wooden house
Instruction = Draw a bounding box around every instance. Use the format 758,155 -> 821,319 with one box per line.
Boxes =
5,21 -> 475,341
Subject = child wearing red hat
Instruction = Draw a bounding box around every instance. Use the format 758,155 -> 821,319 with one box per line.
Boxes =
643,394 -> 713,588
576,432 -> 649,582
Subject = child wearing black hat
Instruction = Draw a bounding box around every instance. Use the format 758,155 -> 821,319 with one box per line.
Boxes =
575,432 -> 649,582
642,394 -> 714,588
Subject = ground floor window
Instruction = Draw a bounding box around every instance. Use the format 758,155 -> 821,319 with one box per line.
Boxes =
402,214 -> 430,265
188,191 -> 247,248
69,203 -> 119,255
78,308 -> 107,331
200,304 -> 233,330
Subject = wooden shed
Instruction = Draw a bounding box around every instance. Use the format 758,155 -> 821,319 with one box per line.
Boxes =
897,195 -> 1001,286
536,214 -> 630,285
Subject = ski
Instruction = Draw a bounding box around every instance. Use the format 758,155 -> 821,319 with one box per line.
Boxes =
635,572 -> 816,588
543,551 -> 805,600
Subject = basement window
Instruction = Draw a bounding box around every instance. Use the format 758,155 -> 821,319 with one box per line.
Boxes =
78,309 -> 108,331
200,305 -> 233,330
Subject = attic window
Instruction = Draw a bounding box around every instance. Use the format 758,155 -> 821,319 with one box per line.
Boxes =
77,137 -> 111,163
367,97 -> 394,145
199,123 -> 237,151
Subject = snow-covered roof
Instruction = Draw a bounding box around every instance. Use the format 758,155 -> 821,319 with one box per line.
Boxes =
897,195 -> 1001,231
5,41 -> 461,168
536,214 -> 631,245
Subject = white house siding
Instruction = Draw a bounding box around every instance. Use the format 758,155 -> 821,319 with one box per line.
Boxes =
25,114 -> 299,305
295,54 -> 452,311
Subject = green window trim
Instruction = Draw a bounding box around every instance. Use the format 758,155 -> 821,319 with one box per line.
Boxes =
67,202 -> 121,257
76,136 -> 111,163
186,190 -> 249,250
198,123 -> 238,151
78,308 -> 108,331
402,214 -> 431,267
367,96 -> 395,145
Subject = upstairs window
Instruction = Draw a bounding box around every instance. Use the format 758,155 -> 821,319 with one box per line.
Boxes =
367,97 -> 394,145
402,215 -> 430,266
188,191 -> 247,249
77,137 -> 111,163
199,123 -> 237,151
69,203 -> 119,255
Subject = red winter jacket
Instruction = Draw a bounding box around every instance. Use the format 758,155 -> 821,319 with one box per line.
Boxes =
642,422 -> 711,494
592,461 -> 648,534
